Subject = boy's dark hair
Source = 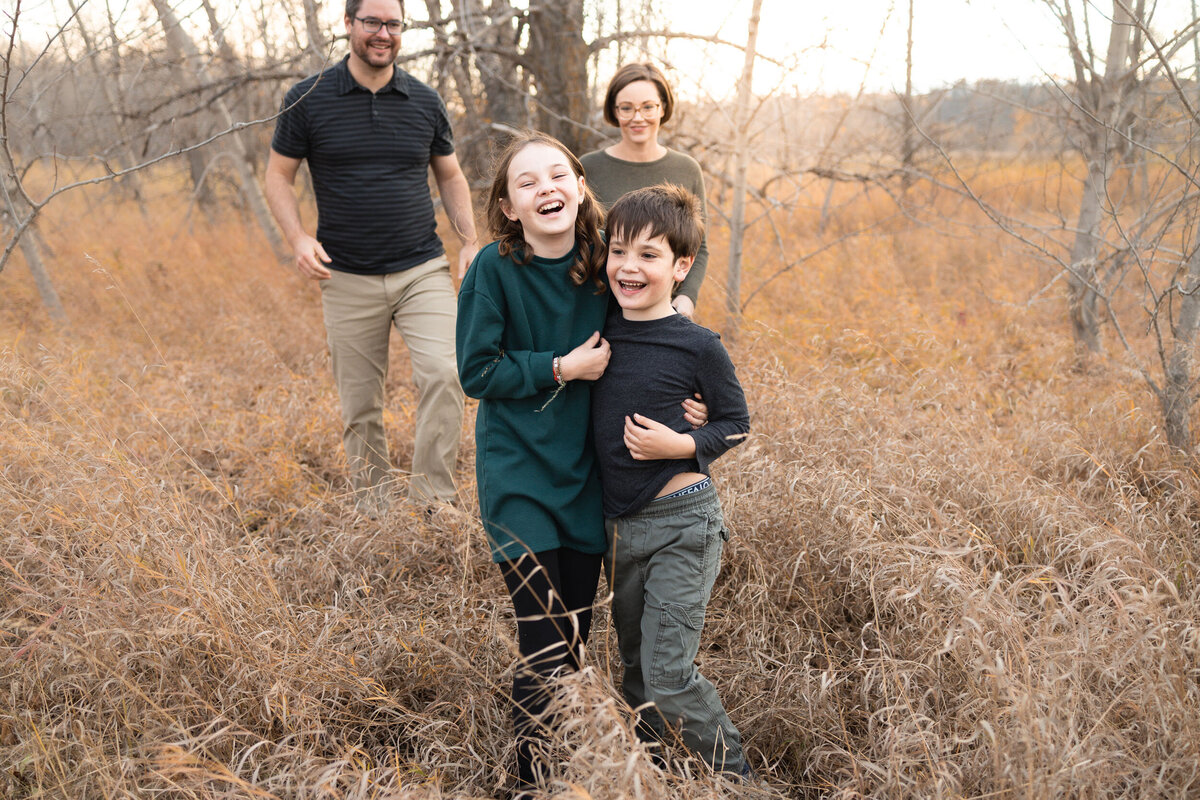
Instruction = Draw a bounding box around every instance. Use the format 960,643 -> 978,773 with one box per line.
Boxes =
606,184 -> 704,261
346,0 -> 404,21
485,130 -> 607,289
602,62 -> 675,127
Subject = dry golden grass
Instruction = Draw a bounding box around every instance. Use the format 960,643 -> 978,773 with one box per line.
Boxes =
3,164 -> 1200,798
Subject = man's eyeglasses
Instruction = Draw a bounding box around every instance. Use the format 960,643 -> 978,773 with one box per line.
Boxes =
355,16 -> 404,35
615,102 -> 662,120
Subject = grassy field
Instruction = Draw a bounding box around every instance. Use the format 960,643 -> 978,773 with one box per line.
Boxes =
3,168 -> 1200,799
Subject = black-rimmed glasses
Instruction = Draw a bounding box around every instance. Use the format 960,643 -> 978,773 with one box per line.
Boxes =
355,16 -> 404,35
615,102 -> 662,120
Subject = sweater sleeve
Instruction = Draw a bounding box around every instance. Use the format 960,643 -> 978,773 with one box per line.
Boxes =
456,270 -> 556,401
674,157 -> 709,304
686,335 -> 749,472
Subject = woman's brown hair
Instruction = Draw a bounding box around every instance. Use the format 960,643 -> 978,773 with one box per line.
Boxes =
484,130 -> 607,290
601,62 -> 675,127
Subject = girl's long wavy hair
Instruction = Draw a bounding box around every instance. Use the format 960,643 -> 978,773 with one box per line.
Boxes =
485,130 -> 607,290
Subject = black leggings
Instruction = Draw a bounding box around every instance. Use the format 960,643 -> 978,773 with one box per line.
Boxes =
499,546 -> 602,788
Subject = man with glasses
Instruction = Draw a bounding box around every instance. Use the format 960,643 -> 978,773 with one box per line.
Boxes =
266,0 -> 478,518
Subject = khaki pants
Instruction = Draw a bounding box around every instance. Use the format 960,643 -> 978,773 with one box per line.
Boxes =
319,256 -> 464,505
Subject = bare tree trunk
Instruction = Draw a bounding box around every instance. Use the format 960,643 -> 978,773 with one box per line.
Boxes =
1193,0 -> 1200,110
1,47 -> 67,320
1164,0 -> 1200,452
901,0 -> 915,195
151,0 -> 288,260
16,229 -> 68,324
724,0 -> 763,338
1061,0 -> 1134,362
428,0 -> 489,176
65,0 -> 146,207
615,0 -> 624,66
1163,239 -> 1200,451
474,0 -> 525,131
301,0 -> 330,72
433,0 -> 525,171
151,0 -> 217,209
527,0 -> 591,155
1167,0 -> 1200,452
1067,155 -> 1106,358
1,161 -> 67,320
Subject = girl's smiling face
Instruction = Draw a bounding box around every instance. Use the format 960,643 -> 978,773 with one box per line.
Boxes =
501,142 -> 586,259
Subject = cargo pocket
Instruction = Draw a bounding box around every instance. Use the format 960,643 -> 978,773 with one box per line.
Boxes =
649,602 -> 705,690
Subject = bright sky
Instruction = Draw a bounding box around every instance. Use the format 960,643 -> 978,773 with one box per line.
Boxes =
657,0 -> 1198,99
15,0 -> 1200,100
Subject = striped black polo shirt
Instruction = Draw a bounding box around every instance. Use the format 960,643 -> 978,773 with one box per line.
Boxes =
271,57 -> 455,274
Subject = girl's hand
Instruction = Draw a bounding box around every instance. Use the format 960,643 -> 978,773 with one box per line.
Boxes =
624,413 -> 696,460
560,331 -> 610,381
682,393 -> 708,429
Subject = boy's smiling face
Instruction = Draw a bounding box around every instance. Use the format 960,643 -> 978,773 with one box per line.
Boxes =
607,228 -> 693,321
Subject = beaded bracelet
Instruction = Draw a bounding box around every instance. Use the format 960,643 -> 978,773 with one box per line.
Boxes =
539,356 -> 568,413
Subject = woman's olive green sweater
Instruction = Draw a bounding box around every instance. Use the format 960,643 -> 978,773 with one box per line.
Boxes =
580,147 -> 709,304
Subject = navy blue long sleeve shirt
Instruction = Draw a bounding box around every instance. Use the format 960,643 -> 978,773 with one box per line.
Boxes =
592,311 -> 750,518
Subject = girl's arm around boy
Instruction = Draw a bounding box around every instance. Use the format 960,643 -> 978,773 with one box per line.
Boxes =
456,250 -> 610,401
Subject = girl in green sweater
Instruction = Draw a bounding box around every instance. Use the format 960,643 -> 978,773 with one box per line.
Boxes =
456,130 -> 613,793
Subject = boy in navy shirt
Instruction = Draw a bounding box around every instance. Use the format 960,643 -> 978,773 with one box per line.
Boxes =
592,184 -> 751,777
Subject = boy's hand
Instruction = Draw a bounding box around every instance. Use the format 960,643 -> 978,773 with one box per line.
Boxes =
682,393 -> 708,429
560,331 -> 610,381
624,413 -> 697,460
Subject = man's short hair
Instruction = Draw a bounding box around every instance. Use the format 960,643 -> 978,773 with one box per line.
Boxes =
606,184 -> 704,261
346,0 -> 404,21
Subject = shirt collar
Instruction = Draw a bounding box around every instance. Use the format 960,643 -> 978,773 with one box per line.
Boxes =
334,55 -> 411,96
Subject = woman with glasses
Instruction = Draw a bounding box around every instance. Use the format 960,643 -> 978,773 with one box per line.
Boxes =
580,63 -> 709,318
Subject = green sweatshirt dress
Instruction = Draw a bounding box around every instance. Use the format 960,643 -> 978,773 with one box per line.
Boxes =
456,241 -> 609,562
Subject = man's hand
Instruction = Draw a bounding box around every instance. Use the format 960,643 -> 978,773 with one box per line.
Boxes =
624,413 -> 696,461
457,241 -> 480,280
290,233 -> 333,280
430,153 -> 480,280
265,150 -> 333,281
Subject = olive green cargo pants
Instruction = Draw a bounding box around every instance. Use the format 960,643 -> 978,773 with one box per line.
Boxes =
605,484 -> 745,773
